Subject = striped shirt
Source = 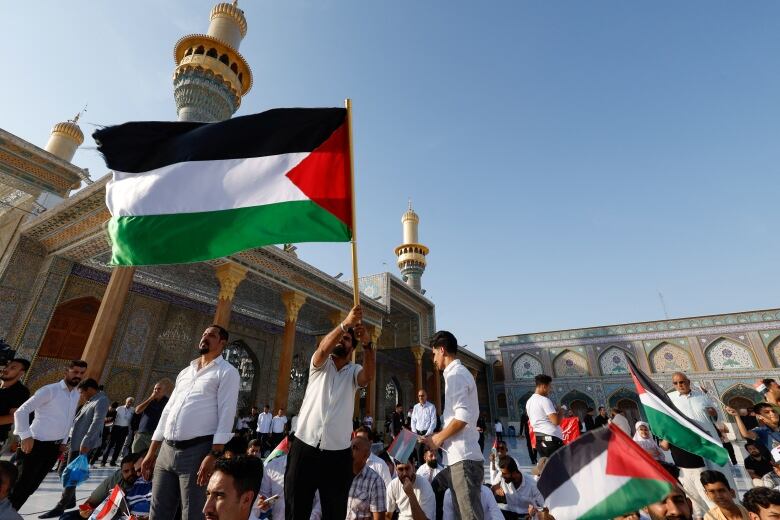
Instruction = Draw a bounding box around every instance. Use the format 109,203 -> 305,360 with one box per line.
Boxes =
347,464 -> 386,519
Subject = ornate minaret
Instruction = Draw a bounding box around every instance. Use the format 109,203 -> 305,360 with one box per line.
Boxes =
394,201 -> 429,293
172,1 -> 253,122
44,115 -> 84,163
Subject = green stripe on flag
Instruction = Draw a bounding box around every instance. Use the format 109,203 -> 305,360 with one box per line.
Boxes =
581,478 -> 673,520
108,200 -> 351,265
643,404 -> 729,466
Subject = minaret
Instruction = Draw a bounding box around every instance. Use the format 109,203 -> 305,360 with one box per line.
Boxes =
394,201 -> 429,293
44,115 -> 84,163
172,1 -> 253,122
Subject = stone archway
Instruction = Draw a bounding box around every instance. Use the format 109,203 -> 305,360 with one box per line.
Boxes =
560,390 -> 596,420
38,297 -> 100,360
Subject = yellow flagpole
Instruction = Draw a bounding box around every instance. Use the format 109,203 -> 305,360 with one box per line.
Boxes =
345,98 -> 360,307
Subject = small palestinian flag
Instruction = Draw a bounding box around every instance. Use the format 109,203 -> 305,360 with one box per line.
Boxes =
538,424 -> 675,520
94,108 -> 352,265
264,435 -> 290,465
627,357 -> 729,465
387,428 -> 417,464
90,484 -> 131,519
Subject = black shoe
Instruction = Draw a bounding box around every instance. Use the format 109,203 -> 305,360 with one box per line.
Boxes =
39,507 -> 64,518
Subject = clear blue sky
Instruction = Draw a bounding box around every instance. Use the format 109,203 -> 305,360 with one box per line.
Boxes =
4,1 -> 780,357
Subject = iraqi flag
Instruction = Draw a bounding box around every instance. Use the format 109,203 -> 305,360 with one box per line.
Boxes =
537,424 -> 675,520
627,357 -> 729,466
94,108 -> 352,265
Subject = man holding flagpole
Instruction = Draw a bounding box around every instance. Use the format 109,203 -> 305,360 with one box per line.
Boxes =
284,305 -> 374,520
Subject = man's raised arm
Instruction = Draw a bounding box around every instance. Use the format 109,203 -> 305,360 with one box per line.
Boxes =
312,305 -> 362,368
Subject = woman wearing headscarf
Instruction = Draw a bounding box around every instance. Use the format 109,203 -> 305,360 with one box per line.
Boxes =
632,421 -> 665,461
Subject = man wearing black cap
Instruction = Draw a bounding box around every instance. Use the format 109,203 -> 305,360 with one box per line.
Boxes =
421,330 -> 484,520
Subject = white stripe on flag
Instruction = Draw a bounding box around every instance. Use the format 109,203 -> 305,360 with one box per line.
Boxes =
107,153 -> 310,217
641,392 -> 723,446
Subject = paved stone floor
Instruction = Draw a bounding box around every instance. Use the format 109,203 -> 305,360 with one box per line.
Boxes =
18,465 -> 117,518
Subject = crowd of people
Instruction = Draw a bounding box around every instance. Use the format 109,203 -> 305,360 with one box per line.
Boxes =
1,303 -> 780,519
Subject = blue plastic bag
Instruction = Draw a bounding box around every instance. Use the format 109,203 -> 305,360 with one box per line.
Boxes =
61,454 -> 90,488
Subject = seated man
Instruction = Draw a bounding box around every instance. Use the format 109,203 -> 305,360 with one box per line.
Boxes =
742,487 -> 780,520
488,441 -> 521,485
492,455 -> 544,515
762,462 -> 780,490
386,459 -> 436,520
61,452 -> 144,519
223,435 -> 249,459
744,442 -> 774,487
203,455 -> 263,520
643,487 -> 694,520
699,470 -> 749,520
251,453 -> 321,520
247,439 -> 263,458
443,485 -> 502,520
355,426 -> 392,488
415,447 -> 444,484
0,461 -> 22,520
347,436 -> 386,520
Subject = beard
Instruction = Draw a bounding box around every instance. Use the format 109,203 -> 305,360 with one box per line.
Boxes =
67,376 -> 82,387
426,460 -> 438,468
198,343 -> 210,354
333,344 -> 348,358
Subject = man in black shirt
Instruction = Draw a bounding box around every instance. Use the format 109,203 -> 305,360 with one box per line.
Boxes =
593,406 -> 609,428
583,408 -> 596,431
519,412 -> 537,465
744,442 -> 774,483
131,379 -> 171,453
0,359 -> 30,445
391,404 -> 404,438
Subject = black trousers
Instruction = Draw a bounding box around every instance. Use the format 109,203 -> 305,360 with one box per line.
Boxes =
102,425 -> 129,464
415,430 -> 429,467
524,432 -> 537,464
10,439 -> 61,510
284,437 -> 352,520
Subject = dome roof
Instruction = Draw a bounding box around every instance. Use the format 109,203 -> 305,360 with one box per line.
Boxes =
50,121 -> 84,145
210,2 -> 247,37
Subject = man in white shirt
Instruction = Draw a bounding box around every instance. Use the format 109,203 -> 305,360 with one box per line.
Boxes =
141,325 -> 240,520
488,441 -> 521,485
285,305 -> 375,520
256,405 -> 272,454
491,456 -> 544,515
416,447 -> 444,484
271,409 -> 287,448
10,359 -> 86,510
386,460 -> 436,520
355,427 -> 392,488
668,373 -> 720,441
526,374 -> 563,458
443,486 -> 503,520
411,390 -> 437,466
609,408 -> 632,437
420,330 -> 483,520
102,396 -> 134,467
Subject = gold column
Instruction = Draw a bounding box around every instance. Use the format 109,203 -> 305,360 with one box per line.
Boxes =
364,325 -> 381,420
213,262 -> 248,328
81,267 -> 135,380
273,291 -> 306,413
411,345 -> 424,394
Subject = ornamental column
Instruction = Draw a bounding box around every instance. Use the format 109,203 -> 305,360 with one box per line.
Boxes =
273,291 -> 306,412
81,267 -> 135,379
411,346 -> 424,393
364,325 -> 381,420
213,262 -> 248,328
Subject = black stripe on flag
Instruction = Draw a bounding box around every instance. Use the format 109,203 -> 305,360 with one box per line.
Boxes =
626,357 -> 712,439
537,426 -> 611,499
93,107 -> 346,173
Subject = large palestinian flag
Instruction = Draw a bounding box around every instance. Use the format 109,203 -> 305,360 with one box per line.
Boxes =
94,108 -> 352,265
537,424 -> 675,520
627,357 -> 729,466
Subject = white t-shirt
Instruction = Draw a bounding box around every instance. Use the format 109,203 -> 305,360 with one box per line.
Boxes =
386,476 -> 436,520
441,359 -> 482,464
526,393 -> 562,438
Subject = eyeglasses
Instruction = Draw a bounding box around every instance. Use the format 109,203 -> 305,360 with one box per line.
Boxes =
672,381 -> 690,385
418,395 -> 425,398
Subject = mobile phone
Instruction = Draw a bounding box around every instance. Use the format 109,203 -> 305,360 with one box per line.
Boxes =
265,494 -> 280,504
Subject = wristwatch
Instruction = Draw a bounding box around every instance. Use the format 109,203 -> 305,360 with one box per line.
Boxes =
210,449 -> 224,458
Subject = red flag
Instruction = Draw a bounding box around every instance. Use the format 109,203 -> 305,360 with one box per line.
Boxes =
561,417 -> 581,445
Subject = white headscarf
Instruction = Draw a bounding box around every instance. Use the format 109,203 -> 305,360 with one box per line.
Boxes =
632,421 -> 658,452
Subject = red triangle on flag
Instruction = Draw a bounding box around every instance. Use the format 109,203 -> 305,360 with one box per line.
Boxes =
605,424 -> 676,484
286,122 -> 352,229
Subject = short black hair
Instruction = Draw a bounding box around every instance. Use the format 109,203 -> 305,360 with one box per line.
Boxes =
214,455 -> 263,498
10,358 -> 30,372
700,470 -> 730,489
0,460 -> 17,490
78,378 -> 99,391
69,360 -> 88,369
586,407 -> 594,413
598,406 -> 605,411
208,324 -> 229,342
743,487 -> 780,514
355,426 -> 373,439
754,402 -> 775,414
497,455 -> 519,473
535,374 -> 552,386
121,452 -> 143,466
111,401 -> 120,408
248,439 -> 262,449
763,378 -> 777,388
224,436 -> 248,456
430,330 -> 458,354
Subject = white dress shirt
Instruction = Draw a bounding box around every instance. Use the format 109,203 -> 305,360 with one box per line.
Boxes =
386,476 -> 436,520
489,455 -> 521,485
367,452 -> 392,488
271,415 -> 288,433
14,380 -> 80,442
249,454 -> 321,520
443,486 -> 503,520
256,412 -> 272,433
114,405 -> 135,428
498,473 -> 545,514
295,356 -> 363,450
441,359 -> 482,465
152,356 -> 240,445
416,463 -> 444,483
411,401 -> 437,436
669,389 -> 720,440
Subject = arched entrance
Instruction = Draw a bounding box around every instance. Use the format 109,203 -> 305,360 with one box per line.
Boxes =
608,388 -> 642,434
560,390 -> 596,420
38,297 -> 100,360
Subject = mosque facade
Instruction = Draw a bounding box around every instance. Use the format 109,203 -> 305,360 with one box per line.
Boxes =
0,2 -> 489,430
485,309 -> 780,430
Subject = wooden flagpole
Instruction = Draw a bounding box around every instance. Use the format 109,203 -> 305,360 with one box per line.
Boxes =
345,98 -> 360,307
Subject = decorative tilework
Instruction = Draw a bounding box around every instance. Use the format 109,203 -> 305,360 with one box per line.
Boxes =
512,354 -> 542,380
553,350 -> 589,377
104,368 -> 141,403
25,356 -> 70,393
599,347 -> 632,375
706,338 -> 755,370
117,307 -> 153,366
769,337 -> 780,367
649,343 -> 692,373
